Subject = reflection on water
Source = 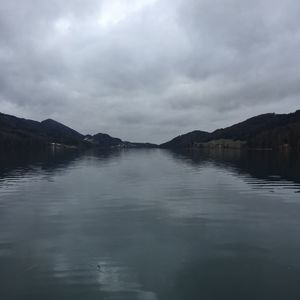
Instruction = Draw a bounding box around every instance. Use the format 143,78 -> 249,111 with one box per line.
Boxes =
0,148 -> 300,300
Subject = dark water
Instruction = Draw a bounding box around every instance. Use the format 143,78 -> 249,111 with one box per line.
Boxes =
0,148 -> 300,300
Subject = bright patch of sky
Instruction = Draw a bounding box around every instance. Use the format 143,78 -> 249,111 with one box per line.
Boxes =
97,0 -> 158,28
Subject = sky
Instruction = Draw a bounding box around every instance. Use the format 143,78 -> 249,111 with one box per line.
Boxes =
0,0 -> 300,143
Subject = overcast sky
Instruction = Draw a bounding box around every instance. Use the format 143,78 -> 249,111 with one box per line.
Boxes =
0,0 -> 300,143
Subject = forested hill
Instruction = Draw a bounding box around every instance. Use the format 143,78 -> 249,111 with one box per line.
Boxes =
0,112 -> 157,150
1,110 -> 300,151
160,110 -> 300,150
0,113 -> 84,149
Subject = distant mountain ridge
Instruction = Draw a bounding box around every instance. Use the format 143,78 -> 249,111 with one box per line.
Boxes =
160,110 -> 300,150
0,112 -> 157,150
1,110 -> 300,151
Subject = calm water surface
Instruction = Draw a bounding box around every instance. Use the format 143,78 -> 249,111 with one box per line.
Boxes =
0,149 -> 300,300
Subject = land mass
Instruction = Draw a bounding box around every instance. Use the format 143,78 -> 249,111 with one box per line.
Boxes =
1,110 -> 300,151
160,110 -> 300,151
0,112 -> 157,150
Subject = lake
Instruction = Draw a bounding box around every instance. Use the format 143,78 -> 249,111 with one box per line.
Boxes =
0,148 -> 300,300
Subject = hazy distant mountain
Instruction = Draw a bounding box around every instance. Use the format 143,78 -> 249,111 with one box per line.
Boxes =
89,133 -> 123,147
161,110 -> 300,150
85,133 -> 157,148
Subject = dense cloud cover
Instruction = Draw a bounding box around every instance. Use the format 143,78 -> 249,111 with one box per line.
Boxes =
0,0 -> 299,143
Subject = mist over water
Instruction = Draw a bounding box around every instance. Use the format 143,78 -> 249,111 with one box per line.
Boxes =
0,149 -> 300,300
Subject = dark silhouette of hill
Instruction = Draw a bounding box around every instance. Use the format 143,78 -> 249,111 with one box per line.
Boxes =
0,112 -> 157,150
85,133 -> 157,148
1,110 -> 299,151
0,112 -> 48,149
160,130 -> 210,149
89,133 -> 123,147
40,119 -> 83,145
161,110 -> 300,150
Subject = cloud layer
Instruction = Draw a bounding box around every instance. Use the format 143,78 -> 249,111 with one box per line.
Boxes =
0,0 -> 300,142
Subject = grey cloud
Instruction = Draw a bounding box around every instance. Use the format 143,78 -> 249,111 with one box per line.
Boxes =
0,0 -> 299,143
